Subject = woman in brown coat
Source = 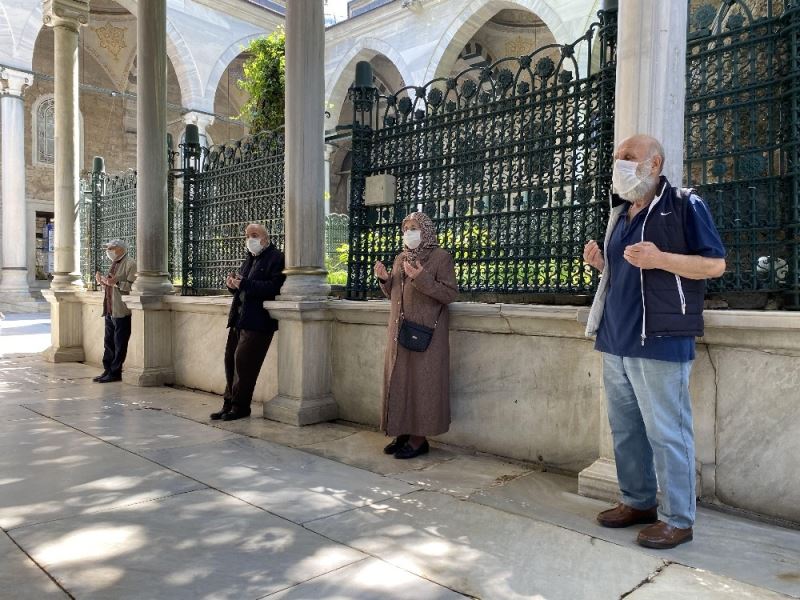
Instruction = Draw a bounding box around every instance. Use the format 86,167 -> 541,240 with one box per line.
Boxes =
373,212 -> 458,459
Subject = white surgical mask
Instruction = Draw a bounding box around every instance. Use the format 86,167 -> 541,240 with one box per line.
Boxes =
106,249 -> 117,261
612,159 -> 651,196
246,237 -> 264,255
403,230 -> 422,249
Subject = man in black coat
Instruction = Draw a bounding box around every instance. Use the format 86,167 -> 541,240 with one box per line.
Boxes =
211,223 -> 286,421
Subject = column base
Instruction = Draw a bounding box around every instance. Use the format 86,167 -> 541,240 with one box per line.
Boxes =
122,295 -> 174,388
263,393 -> 338,426
262,299 -> 337,426
44,345 -> 85,363
578,457 -> 620,503
41,289 -> 84,363
123,366 -> 175,387
131,274 -> 175,296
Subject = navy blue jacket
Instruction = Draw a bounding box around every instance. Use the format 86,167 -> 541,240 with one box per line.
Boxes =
613,177 -> 706,337
227,244 -> 286,333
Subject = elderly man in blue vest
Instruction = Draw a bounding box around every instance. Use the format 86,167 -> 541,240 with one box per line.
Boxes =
583,134 -> 726,549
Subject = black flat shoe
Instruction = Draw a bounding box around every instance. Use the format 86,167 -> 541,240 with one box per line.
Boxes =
394,440 -> 430,459
210,408 -> 230,420
383,435 -> 410,454
221,410 -> 251,421
92,372 -> 109,382
96,373 -> 122,383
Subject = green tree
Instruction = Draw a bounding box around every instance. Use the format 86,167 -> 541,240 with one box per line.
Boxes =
237,28 -> 286,133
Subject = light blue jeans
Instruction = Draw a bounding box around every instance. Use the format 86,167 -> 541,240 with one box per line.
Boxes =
602,353 -> 696,529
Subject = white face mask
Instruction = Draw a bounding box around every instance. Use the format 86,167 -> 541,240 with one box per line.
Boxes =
246,237 -> 264,255
612,159 -> 652,196
106,249 -> 117,261
403,229 -> 422,249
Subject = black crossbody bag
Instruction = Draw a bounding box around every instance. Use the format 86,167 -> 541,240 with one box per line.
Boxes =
397,275 -> 444,352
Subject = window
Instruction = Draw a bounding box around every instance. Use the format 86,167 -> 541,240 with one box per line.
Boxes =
36,97 -> 55,165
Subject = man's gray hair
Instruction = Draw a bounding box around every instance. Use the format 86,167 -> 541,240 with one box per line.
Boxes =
245,223 -> 269,238
105,239 -> 129,251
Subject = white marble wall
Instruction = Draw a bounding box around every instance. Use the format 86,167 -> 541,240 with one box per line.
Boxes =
71,295 -> 800,525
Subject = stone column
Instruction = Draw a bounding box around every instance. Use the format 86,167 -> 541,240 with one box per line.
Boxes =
183,111 -> 215,147
123,0 -> 174,386
263,0 -> 337,425
41,0 -> 89,363
0,68 -> 37,311
578,0 -> 690,502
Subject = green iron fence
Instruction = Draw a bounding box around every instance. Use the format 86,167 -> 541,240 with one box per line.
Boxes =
686,0 -> 800,309
325,213 -> 350,285
180,129 -> 285,295
79,152 -> 181,290
345,7 -> 618,300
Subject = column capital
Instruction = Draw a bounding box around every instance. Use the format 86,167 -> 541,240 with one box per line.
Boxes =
43,0 -> 89,31
183,111 -> 216,132
0,68 -> 33,97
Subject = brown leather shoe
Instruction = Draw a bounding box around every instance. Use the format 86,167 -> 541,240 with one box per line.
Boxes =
637,521 -> 693,549
597,503 -> 658,528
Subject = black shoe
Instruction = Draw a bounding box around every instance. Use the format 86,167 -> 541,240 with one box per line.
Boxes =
93,371 -> 109,382
97,373 -> 122,383
210,407 -> 230,421
394,440 -> 430,459
383,435 -> 410,454
221,409 -> 251,421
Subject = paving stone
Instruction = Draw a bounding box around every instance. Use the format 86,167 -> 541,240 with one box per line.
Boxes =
307,490 -> 666,600
11,488 -> 365,600
392,454 -> 531,498
0,530 -> 68,599
626,564 -> 796,599
300,431 -> 458,475
0,417 -> 205,529
263,558 -> 467,599
212,416 -> 360,448
471,470 -> 800,598
51,408 -> 239,452
143,436 -> 419,524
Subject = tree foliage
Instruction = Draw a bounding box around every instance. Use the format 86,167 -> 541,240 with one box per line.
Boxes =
237,27 -> 285,133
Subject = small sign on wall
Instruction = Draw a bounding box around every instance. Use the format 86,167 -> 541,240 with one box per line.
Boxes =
364,174 -> 396,206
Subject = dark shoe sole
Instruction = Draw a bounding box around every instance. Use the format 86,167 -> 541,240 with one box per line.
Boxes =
394,442 -> 430,459
221,412 -> 251,422
383,435 -> 410,454
637,532 -> 693,549
209,412 -> 227,421
597,513 -> 659,528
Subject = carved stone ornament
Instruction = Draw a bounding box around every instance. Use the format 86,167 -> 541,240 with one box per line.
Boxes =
43,0 -> 90,30
93,21 -> 128,60
505,36 -> 534,57
0,68 -> 34,97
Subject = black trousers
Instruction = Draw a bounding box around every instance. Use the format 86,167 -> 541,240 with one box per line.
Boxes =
102,315 -> 132,376
223,327 -> 274,413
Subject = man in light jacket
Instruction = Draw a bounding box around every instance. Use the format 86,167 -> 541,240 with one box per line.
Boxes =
94,239 -> 137,383
583,134 -> 726,549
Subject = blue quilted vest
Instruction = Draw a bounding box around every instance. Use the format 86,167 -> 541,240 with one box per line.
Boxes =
613,177 -> 706,338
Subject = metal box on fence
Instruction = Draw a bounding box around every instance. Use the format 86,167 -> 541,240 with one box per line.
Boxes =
364,174 -> 396,206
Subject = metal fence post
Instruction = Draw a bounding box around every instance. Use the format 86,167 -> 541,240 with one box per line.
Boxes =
90,156 -> 105,290
346,61 -> 377,300
786,0 -> 800,309
181,124 -> 201,295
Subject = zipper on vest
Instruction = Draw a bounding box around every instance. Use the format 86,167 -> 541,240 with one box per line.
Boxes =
675,274 -> 687,315
638,185 -> 665,346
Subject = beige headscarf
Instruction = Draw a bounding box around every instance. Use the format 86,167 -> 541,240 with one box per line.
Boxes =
401,212 -> 438,264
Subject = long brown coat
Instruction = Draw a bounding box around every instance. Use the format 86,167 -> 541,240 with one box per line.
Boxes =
380,248 -> 458,437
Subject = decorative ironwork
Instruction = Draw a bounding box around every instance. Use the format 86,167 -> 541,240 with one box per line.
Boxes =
180,129 -> 285,295
80,155 -> 179,289
686,0 -> 800,308
325,213 -> 350,285
346,8 -> 618,300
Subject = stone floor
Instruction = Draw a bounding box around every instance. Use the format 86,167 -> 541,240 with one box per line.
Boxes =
0,344 -> 799,598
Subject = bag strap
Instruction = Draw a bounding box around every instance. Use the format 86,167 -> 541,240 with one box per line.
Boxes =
400,269 -> 445,328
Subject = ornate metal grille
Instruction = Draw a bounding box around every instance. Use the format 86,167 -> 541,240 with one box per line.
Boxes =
36,97 -> 55,165
325,213 -> 350,285
686,0 -> 800,308
80,160 -> 179,289
346,9 -> 617,300
180,130 -> 285,295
